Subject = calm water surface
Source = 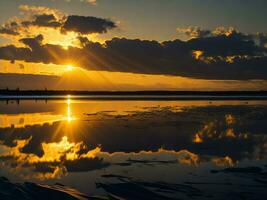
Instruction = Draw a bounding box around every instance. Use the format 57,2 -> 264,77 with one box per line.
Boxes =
0,98 -> 267,199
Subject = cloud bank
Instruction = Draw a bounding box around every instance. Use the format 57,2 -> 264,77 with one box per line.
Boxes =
1,29 -> 267,80
0,6 -> 267,80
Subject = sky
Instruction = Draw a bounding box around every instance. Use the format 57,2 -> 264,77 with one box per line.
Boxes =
0,0 -> 267,90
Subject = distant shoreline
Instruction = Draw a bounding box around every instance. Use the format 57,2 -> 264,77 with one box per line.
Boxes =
0,90 -> 267,100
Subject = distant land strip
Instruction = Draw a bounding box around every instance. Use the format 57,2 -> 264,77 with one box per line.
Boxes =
0,90 -> 267,100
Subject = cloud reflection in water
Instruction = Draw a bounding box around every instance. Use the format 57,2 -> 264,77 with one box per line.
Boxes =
0,100 -> 267,198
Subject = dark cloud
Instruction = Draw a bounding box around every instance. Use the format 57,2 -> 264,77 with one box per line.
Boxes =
21,14 -> 62,28
61,15 -> 117,34
0,45 -> 31,62
9,13 -> 116,35
0,29 -> 267,80
187,32 -> 263,57
0,21 -> 20,36
20,34 -> 44,48
0,27 -> 19,35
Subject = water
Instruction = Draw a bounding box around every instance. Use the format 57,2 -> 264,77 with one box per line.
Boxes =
0,98 -> 267,199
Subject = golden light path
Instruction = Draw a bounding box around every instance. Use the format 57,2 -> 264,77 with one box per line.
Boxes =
0,95 -> 76,128
66,95 -> 74,122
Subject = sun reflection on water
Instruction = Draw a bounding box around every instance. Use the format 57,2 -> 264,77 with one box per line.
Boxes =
66,95 -> 75,122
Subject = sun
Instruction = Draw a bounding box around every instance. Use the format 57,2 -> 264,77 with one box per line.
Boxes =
66,65 -> 74,71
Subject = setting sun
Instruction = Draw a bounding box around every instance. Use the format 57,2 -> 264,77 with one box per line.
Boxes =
66,65 -> 74,71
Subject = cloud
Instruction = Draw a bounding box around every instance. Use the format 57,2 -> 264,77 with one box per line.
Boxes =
0,21 -> 20,36
0,6 -> 266,81
61,15 -> 116,34
19,4 -> 64,18
1,28 -> 267,80
20,34 -> 44,48
0,5 -> 65,39
0,27 -> 19,36
21,14 -> 62,28
177,26 -> 248,39
187,32 -> 261,57
177,26 -> 211,38
84,0 -> 97,5
20,14 -> 117,35
1,5 -> 116,37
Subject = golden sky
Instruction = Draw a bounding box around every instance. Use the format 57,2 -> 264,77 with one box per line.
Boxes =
0,1 -> 267,90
